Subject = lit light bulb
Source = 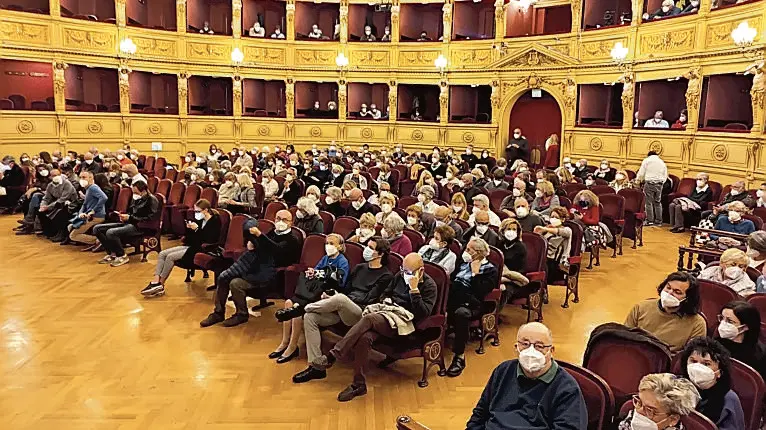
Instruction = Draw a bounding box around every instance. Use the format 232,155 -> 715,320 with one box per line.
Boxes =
231,47 -> 244,64
434,54 -> 448,70
610,41 -> 629,63
119,38 -> 137,55
335,52 -> 349,68
732,21 -> 757,47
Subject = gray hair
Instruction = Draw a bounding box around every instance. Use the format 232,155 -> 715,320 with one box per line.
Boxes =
472,194 -> 490,207
296,197 -> 319,216
326,186 -> 342,200
383,212 -> 405,235
2,155 -> 15,163
195,168 -> 206,178
469,237 -> 490,258
638,373 -> 700,416
419,185 -> 435,199
748,231 -> 766,253
696,172 -> 709,181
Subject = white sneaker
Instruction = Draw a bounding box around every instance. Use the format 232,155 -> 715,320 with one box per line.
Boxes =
110,256 -> 129,267
99,255 -> 114,264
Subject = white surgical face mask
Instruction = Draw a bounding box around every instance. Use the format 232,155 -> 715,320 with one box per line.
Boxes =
407,216 -> 418,226
585,179 -> 594,187
601,163 -> 608,170
518,345 -> 547,373
78,179 -> 89,188
504,230 -> 517,241
696,179 -> 706,188
325,244 -> 338,256
39,170 -> 49,177
629,410 -> 660,430
132,193 -> 142,201
325,196 -> 334,205
85,159 -> 93,165
275,221 -> 289,232
295,211 -> 305,219
453,205 -> 462,213
512,188 -> 522,197
535,190 -> 543,198
225,180 -> 233,187
476,224 -> 489,235
417,194 -> 426,203
194,211 -> 205,221
461,251 -> 473,263
717,320 -> 742,340
615,174 -> 625,181
550,218 -> 562,227
724,266 -> 743,279
514,133 -> 521,139
758,190 -> 765,199
52,176 -> 63,185
359,228 -> 374,238
728,211 -> 742,223
516,207 -> 529,218
428,238 -> 441,250
185,156 -> 191,163
687,362 -> 717,390
352,199 -> 365,209
381,203 -> 392,213
660,290 -> 681,309
363,246 -> 375,261
730,189 -> 741,196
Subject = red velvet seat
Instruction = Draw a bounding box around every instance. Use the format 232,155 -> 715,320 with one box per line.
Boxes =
318,211 -> 335,234
469,246 -> 504,354
489,189 -> 511,212
590,185 -> 615,196
146,177 -> 158,194
563,183 -> 587,198
730,359 -> 766,430
618,400 -> 716,430
30,101 -> 49,110
153,158 -> 167,177
344,242 -> 364,268
80,103 -> 97,112
126,194 -> 164,261
332,216 -> 359,239
724,122 -> 749,130
0,99 -> 13,109
509,232 -> 547,322
618,188 -> 646,248
8,94 -> 25,110
698,279 -> 739,334
161,182 -> 186,233
402,229 -> 425,252
549,220 -> 583,309
110,187 -> 132,216
263,201 -> 287,221
397,195 -> 417,209
169,184 -> 202,237
599,194 -> 626,257
746,293 -> 766,323
282,234 -> 327,299
155,179 -> 172,199
175,209 -> 231,282
559,361 -> 614,430
200,187 -> 218,207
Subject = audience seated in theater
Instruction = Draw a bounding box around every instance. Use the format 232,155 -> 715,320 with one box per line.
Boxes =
466,322 -> 587,429
415,185 -> 438,214
369,104 -> 381,119
616,373 -> 700,430
235,150 -> 254,170
375,192 -> 397,224
35,169 -> 79,241
200,21 -> 214,34
702,181 -> 755,221
249,21 -> 265,37
594,159 -> 616,182
381,26 -> 391,41
573,159 -> 590,181
644,0 -> 682,20
81,152 -> 101,174
644,110 -> 671,128
278,168 -> 301,207
712,201 -> 755,237
485,169 -> 509,191
383,213 -> 412,255
669,173 -> 714,233
218,172 -> 241,203
369,182 -> 390,206
294,197 -> 324,234
434,206 -> 464,244
66,171 -> 107,246
428,155 -> 446,179
672,109 -> 689,129
534,207 -> 573,285
271,26 -> 285,39
14,164 -> 52,233
678,337 -> 746,430
293,236 -> 393,383
92,181 -> 159,267
405,204 -> 436,239
610,170 -> 634,192
459,174 -> 481,202
442,165 -> 462,192
310,252 -> 437,402
359,24 -> 377,41
584,174 -> 596,189
451,192 -> 471,222
461,146 -> 480,169
624,271 -> 706,353
556,166 -> 576,185
419,224 -> 458,275
224,173 -> 257,214
347,213 -> 376,244
141,199 -> 221,297
715,301 -> 766,381
121,164 -> 147,187
498,218 -> 527,292
446,238 -> 498,377
463,210 -> 501,249
344,164 -> 368,190
201,211 -> 301,328
260,169 -> 279,202
698,248 -> 755,296
468,195 -> 501,227
471,168 -> 488,189
345,188 -> 373,219
413,171 -> 436,197
308,25 -> 323,39
746,232 -> 766,286
273,233 -> 349,364
532,180 -> 560,217
324,186 -> 346,219
512,197 -> 545,233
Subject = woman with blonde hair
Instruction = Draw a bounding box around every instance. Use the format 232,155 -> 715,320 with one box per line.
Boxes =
375,192 -> 397,224
223,173 -> 257,214
451,192 -> 470,221
341,180 -> 357,198
610,170 -> 633,192
413,171 -> 435,196
544,134 -> 559,151
305,185 -> 321,204
531,180 -> 560,217
441,164 -> 462,191
572,189 -> 613,249
348,213 -> 376,243
471,167 -> 488,188
617,373 -> 700,430
555,166 -> 576,185
324,186 -> 345,218
699,248 -> 756,296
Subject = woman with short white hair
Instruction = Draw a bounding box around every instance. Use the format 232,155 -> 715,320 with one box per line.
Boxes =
305,185 -> 321,203
375,192 -> 397,224
416,185 -> 438,214
698,248 -> 755,296
383,213 -> 412,255
261,169 -> 279,201
618,373 -> 700,429
294,197 -> 324,234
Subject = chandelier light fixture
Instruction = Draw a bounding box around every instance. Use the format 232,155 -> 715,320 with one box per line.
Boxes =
335,52 -> 349,68
434,54 -> 448,72
732,21 -> 757,49
119,38 -> 137,55
231,47 -> 245,64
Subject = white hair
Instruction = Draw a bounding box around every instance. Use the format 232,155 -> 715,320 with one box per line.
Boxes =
297,197 -> 319,216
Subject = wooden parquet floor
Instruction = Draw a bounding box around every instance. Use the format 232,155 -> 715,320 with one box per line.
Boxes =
0,217 -> 686,430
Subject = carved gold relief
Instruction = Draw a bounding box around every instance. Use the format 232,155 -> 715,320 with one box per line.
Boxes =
462,132 -> 475,144
580,40 -> 622,60
648,140 -> 664,155
589,137 -> 603,151
296,50 -> 335,66
361,127 -> 373,139
706,18 -> 762,48
712,144 -> 729,162
148,123 -> 162,134
16,120 -> 34,134
549,45 -> 570,57
411,129 -> 424,141
258,125 -> 270,136
63,28 -> 115,51
310,126 -> 322,138
351,51 -> 389,67
87,121 -> 103,134
640,29 -> 695,54
133,37 -> 177,57
505,51 -> 558,67
204,124 -> 217,135
187,43 -> 227,60
399,51 -> 439,66
450,49 -> 492,68
0,22 -> 50,45
243,46 -> 285,65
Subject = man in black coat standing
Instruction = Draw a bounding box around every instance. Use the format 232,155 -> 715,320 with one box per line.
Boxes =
0,156 -> 26,213
506,128 -> 529,166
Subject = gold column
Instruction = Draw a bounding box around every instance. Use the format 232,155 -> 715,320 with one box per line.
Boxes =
620,70 -> 635,129
683,67 -> 702,130
390,4 -> 400,43
490,79 -> 500,126
285,78 -> 295,120
339,1 -> 348,44
178,72 -> 189,118
388,80 -> 397,123
570,0 -> 581,34
49,0 -> 60,16
493,0 -> 505,41
233,75 -> 243,117
338,78 -> 347,121
442,2 -> 452,44
286,0 -> 295,42
118,66 -> 130,114
232,0 -> 242,38
176,0 -> 187,34
699,0 -> 713,14
439,79 -> 449,125
52,61 -> 67,113
116,0 -> 126,27
631,0 -> 642,26
749,62 -> 765,133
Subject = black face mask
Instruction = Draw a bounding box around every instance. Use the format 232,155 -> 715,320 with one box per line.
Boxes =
578,200 -> 589,209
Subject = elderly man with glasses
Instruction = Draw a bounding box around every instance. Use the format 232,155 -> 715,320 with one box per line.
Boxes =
467,322 -> 588,429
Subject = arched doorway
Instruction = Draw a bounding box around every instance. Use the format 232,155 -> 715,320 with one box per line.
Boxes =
507,89 -> 562,168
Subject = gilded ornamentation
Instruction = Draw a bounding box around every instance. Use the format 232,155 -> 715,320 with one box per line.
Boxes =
706,19 -> 762,47
148,123 -> 162,134
244,47 -> 285,65
16,120 -> 34,134
116,0 -> 126,27
490,80 -> 500,111
680,137 -> 693,161
133,37 -> 177,57
0,22 -> 50,44
63,29 -> 114,51
619,72 -> 634,113
580,40 -> 621,60
648,140 -> 663,155
118,67 -> 130,113
399,51 -> 439,66
442,3 -> 452,44
177,73 -> 188,116
683,67 -> 702,111
187,43 -> 227,60
640,29 -> 695,54
562,78 -> 577,110
295,50 -> 335,66
506,51 -> 558,67
310,126 -> 322,138
258,125 -> 270,137
351,51 -> 389,67
462,132 -> 475,144
450,49 -> 492,68
411,129 -> 424,141
285,80 -> 295,120
747,141 -> 761,170
176,0 -> 187,33
589,137 -> 603,151
712,144 -> 728,162
747,62 -> 765,111
339,4 -> 348,44
87,121 -> 103,134
361,127 -> 373,139
204,124 -> 217,135
233,76 -> 242,115
549,45 -> 570,57
52,62 -> 67,111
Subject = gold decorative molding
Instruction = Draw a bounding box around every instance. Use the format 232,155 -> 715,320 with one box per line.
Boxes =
706,18 -> 762,48
399,51 -> 439,67
187,42 -> 228,60
257,125 -> 271,136
16,120 -> 34,134
204,124 -> 217,135
148,123 -> 162,134
0,21 -> 50,45
133,37 -> 177,57
118,67 -> 130,114
295,49 -> 335,66
361,127 -> 373,139
648,140 -> 664,155
640,28 -> 695,54
310,126 -> 322,138
411,129 -> 424,141
62,28 -> 115,52
450,49 -> 492,68
580,39 -> 624,60
462,132 -> 475,144
712,143 -> 729,162
351,51 -> 390,67
589,137 -> 603,151
244,46 -> 285,65
87,121 -> 103,134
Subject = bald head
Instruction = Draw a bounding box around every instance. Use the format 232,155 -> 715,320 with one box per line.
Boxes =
275,209 -> 293,226
475,211 -> 489,224
403,252 -> 424,273
517,322 -> 553,345
349,188 -> 363,201
434,206 -> 452,221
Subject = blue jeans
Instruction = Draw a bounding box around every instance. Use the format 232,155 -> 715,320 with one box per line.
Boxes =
93,223 -> 140,257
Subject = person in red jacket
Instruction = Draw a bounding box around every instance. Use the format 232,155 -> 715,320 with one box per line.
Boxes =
571,190 -> 606,249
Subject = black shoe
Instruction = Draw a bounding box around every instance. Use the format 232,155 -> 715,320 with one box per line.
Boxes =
292,366 -> 327,383
275,305 -> 305,322
50,233 -> 67,243
337,384 -> 367,402
15,228 -> 33,235
59,237 -> 72,246
377,356 -> 397,369
446,356 -> 466,377
671,227 -> 685,233
221,314 -> 248,327
199,312 -> 225,327
276,348 -> 300,364
141,282 -> 164,296
268,348 -> 287,359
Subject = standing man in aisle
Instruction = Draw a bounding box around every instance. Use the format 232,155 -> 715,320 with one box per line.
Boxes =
506,128 -> 529,168
636,150 -> 669,226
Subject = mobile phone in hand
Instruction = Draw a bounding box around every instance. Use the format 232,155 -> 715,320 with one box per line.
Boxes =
325,289 -> 336,296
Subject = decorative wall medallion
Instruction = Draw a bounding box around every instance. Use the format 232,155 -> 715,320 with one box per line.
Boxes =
648,140 -> 663,155
360,127 -> 373,139
257,125 -> 270,136
16,120 -> 34,134
589,137 -> 603,151
87,121 -> 103,134
462,132 -> 475,144
712,144 -> 728,162
310,126 -> 322,138
148,123 -> 162,134
204,124 -> 217,135
411,129 -> 424,141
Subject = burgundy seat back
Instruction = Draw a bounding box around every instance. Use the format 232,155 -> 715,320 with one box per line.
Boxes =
344,242 -> 365,269
258,219 -> 274,235
154,158 -> 167,176
676,178 -> 697,197
564,220 -> 583,258
8,94 -> 25,110
224,215 -> 250,254
182,184 -> 201,207
403,229 -> 425,252
708,181 -> 723,203
147,176 -> 159,194
0,99 -> 12,109
214,209 -> 231,247
137,194 -> 164,231
200,187 -> 218,207
618,188 -> 645,215
697,279 -> 738,332
489,189 -> 511,212
590,185 -> 616,196
114,187 -> 132,213
600,194 -> 625,222
717,185 -> 733,205
319,211 -> 335,234
167,182 -> 186,205
264,201 -> 287,221
743,213 -> 764,230
423,262 -> 449,317
393,165 -> 408,182
563,183 -> 587,197
521,232 -> 546,275
619,401 -> 717,430
398,195 -> 418,209
144,156 -> 156,173
559,361 -> 614,430
387,252 -> 404,275
730,359 -> 766,430
333,216 -> 359,239
487,246 -> 504,287
156,179 -> 172,198
388,168 -> 401,194
300,234 -> 328,268
747,293 -> 766,323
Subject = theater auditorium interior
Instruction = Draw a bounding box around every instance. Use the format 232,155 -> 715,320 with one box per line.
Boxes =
1,0 -> 766,428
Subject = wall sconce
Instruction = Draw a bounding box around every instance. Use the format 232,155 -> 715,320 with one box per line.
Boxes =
610,41 -> 629,71
231,47 -> 245,64
335,52 -> 349,69
119,38 -> 137,56
434,54 -> 448,75
731,21 -> 762,61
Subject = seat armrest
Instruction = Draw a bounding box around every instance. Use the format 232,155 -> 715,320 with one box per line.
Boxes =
415,315 -> 445,331
484,289 -> 502,302
525,271 -> 545,282
569,256 -> 582,265
667,192 -> 683,202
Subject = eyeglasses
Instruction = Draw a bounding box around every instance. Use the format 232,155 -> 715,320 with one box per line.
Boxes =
632,395 -> 667,420
515,340 -> 552,353
275,216 -> 290,223
717,314 -> 740,325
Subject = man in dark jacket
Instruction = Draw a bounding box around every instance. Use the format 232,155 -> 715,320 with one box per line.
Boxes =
92,180 -> 159,267
305,157 -> 332,190
506,128 -> 529,165
0,155 -> 27,212
345,188 -> 374,218
310,252 -> 438,402
701,179 -> 755,220
200,210 -> 301,328
462,211 -> 501,248
467,322 -> 588,430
